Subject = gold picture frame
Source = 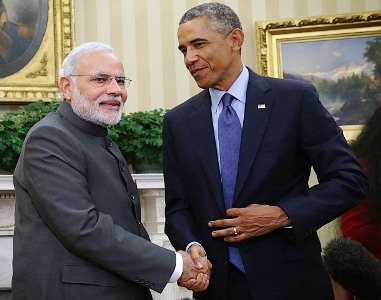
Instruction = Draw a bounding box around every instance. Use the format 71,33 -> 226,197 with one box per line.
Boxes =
255,11 -> 381,141
0,0 -> 74,103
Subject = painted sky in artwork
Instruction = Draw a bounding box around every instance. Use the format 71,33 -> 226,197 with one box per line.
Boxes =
281,36 -> 377,80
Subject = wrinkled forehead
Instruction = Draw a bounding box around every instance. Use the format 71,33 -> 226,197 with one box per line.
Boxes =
178,17 -> 214,38
76,52 -> 125,75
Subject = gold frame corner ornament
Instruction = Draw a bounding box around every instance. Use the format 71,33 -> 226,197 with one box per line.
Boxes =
0,0 -> 75,103
255,11 -> 381,141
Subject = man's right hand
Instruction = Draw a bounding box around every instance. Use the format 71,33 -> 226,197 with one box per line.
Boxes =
177,250 -> 212,292
188,244 -> 211,271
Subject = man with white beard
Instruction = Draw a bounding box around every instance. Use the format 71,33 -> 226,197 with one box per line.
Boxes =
12,41 -> 211,300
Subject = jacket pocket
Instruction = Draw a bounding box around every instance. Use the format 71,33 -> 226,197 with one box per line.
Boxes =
62,264 -> 120,287
257,138 -> 294,154
284,235 -> 322,261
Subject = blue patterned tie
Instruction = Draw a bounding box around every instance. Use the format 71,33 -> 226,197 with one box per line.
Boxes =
218,93 -> 245,273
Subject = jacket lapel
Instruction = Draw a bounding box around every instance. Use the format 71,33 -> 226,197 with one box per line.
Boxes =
189,91 -> 225,213
234,71 -> 274,204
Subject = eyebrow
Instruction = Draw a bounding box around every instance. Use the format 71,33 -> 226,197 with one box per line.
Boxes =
93,71 -> 126,77
178,38 -> 210,51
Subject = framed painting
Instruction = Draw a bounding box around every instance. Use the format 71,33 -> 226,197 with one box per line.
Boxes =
0,0 -> 74,103
256,11 -> 381,141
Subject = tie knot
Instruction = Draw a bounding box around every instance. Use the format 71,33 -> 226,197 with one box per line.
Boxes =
221,93 -> 234,107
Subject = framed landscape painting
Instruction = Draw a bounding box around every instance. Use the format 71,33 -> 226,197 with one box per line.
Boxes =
256,12 -> 381,140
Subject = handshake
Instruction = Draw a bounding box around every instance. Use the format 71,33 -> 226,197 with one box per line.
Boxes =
177,245 -> 213,292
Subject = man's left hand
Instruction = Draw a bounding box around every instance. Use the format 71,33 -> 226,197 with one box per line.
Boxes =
208,204 -> 290,242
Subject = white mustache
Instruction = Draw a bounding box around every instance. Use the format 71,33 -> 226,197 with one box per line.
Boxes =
97,96 -> 123,104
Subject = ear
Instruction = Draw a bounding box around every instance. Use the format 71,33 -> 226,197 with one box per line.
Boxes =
230,28 -> 244,51
59,76 -> 73,103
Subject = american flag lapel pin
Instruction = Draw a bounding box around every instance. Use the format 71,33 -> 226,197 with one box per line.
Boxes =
258,103 -> 266,109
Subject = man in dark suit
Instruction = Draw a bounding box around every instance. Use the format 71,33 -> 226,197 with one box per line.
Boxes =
12,41 -> 210,300
163,3 -> 368,300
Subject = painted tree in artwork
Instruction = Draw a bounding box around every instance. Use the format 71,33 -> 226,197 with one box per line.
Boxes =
364,37 -> 381,87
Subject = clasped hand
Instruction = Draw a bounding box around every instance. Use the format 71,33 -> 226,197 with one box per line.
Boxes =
176,204 -> 288,291
177,245 -> 212,292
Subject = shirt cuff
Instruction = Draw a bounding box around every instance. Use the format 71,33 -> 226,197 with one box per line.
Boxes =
168,252 -> 183,283
185,241 -> 206,255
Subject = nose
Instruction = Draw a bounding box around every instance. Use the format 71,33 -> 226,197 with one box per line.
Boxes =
184,48 -> 198,66
106,77 -> 125,95
106,80 -> 127,103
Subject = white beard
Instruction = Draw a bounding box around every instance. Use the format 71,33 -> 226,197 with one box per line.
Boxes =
70,86 -> 124,127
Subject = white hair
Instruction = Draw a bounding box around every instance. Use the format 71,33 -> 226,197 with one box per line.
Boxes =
59,41 -> 115,78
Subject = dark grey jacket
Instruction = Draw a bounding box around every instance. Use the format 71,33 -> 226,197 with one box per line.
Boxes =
13,101 -> 175,300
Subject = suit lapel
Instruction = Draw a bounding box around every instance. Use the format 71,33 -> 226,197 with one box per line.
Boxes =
189,91 -> 225,213
234,71 -> 274,204
188,72 -> 275,210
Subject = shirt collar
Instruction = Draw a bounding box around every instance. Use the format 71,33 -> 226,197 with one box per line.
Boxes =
210,65 -> 249,112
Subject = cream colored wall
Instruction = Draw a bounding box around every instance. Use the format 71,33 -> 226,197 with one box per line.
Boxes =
73,0 -> 381,113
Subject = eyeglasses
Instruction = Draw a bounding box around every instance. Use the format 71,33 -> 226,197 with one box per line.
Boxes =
69,73 -> 132,88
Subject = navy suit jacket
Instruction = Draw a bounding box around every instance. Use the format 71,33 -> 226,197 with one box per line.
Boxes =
163,68 -> 368,300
